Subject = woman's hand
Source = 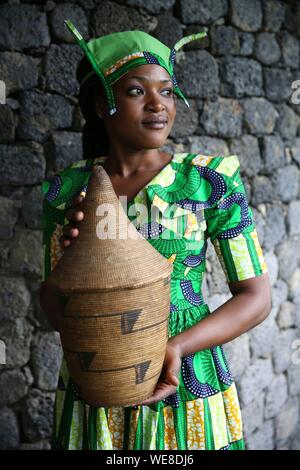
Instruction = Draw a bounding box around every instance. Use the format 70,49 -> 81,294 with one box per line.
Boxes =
132,342 -> 182,406
59,194 -> 85,249
39,280 -> 66,332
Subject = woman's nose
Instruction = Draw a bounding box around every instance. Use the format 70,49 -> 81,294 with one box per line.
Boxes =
145,99 -> 165,111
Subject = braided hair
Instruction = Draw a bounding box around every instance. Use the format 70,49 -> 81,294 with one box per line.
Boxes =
76,56 -> 110,159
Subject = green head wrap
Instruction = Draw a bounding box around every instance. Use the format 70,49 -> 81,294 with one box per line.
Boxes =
64,20 -> 207,116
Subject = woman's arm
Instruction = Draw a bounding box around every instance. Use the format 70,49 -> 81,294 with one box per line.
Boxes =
39,194 -> 85,332
168,272 -> 272,358
39,281 -> 65,332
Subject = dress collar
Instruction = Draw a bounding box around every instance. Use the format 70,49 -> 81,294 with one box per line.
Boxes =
92,153 -> 194,218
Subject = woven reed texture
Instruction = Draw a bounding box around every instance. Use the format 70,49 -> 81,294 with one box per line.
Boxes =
47,165 -> 173,406
48,165 -> 173,293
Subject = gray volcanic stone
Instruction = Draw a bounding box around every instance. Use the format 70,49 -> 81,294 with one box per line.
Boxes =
0,277 -> 31,321
9,229 -> 43,278
222,333 -> 250,380
287,362 -> 300,397
0,105 -> 14,143
170,99 -> 198,139
229,135 -> 262,177
239,32 -> 254,56
261,135 -> 285,173
0,196 -> 20,239
30,332 -> 63,391
220,57 -> 263,98
290,138 -> 300,165
0,53 -> 39,96
272,279 -> 288,312
242,98 -> 278,135
246,419 -> 274,450
264,251 -> 278,286
254,33 -> 281,66
249,315 -> 280,360
273,165 -> 299,203
210,25 -> 240,56
278,31 -> 300,70
0,4 -> 50,51
287,200 -> 300,236
119,0 -> 175,14
0,369 -> 30,405
45,45 -> 83,96
251,177 -> 274,205
0,407 -> 20,450
22,186 -> 44,230
276,239 -> 300,282
179,0 -> 228,25
263,203 -> 285,250
19,440 -> 51,450
17,92 -> 73,143
176,50 -> 220,99
91,2 -> 157,36
50,3 -> 88,43
264,68 -> 293,102
274,105 -> 300,139
0,319 -> 34,369
0,144 -> 46,186
21,389 -> 55,441
231,0 -> 263,32
239,358 -> 273,406
200,98 -> 242,137
277,301 -> 295,330
275,397 -> 299,444
189,136 -> 229,156
241,394 -> 264,436
152,13 -> 183,49
44,131 -> 83,172
263,0 -> 286,32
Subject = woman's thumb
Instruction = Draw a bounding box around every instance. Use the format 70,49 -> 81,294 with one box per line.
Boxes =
168,370 -> 179,386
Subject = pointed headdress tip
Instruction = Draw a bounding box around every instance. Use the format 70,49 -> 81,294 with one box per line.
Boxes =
172,30 -> 208,52
64,19 -> 85,42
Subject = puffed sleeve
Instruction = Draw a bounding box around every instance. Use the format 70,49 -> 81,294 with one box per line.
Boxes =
41,176 -> 68,282
205,154 -> 268,283
40,160 -> 91,281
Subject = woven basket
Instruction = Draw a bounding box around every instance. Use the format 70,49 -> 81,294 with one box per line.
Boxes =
46,164 -> 173,407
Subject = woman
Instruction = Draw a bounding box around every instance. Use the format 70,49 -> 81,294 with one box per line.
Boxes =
40,21 -> 271,450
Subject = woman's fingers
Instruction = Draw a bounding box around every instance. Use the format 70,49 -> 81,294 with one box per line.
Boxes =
59,234 -> 71,248
138,382 -> 177,406
65,207 -> 84,223
62,224 -> 79,238
60,194 -> 85,249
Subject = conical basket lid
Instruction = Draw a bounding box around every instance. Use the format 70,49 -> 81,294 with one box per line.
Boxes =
47,164 -> 173,293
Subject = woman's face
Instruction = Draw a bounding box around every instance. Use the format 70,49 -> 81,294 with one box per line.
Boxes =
96,64 -> 177,152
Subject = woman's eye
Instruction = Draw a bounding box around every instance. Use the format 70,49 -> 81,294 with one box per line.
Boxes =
163,88 -> 174,95
128,87 -> 143,95
128,87 -> 174,96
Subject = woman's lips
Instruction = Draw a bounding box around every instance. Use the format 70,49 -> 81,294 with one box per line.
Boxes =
142,121 -> 167,129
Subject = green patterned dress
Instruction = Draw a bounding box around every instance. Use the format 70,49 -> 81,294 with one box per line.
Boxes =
41,152 -> 268,450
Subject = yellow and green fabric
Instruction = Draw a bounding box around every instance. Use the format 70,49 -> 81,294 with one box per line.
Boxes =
41,152 -> 268,450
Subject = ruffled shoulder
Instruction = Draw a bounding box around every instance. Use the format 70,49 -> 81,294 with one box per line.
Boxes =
188,153 -> 240,176
41,157 -> 101,211
147,153 -> 242,218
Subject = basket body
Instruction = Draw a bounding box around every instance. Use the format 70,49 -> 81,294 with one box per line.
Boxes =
59,276 -> 171,407
47,165 -> 173,407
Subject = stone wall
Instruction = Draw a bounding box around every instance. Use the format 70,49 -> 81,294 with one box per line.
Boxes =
0,0 -> 300,450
